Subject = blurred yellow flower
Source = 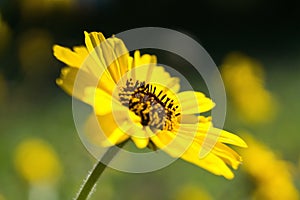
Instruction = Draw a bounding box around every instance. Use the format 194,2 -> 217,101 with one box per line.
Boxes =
18,29 -> 53,78
0,194 -> 5,200
20,0 -> 73,18
241,135 -> 299,200
53,31 -> 247,179
14,138 -> 62,185
221,52 -> 277,124
175,184 -> 212,200
0,14 -> 11,53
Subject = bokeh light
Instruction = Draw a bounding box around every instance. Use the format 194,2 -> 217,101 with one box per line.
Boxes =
14,138 -> 62,185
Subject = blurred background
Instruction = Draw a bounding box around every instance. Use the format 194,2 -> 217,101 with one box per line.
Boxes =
1,0 -> 300,199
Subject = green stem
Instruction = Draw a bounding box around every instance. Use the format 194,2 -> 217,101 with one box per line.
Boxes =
75,142 -> 127,200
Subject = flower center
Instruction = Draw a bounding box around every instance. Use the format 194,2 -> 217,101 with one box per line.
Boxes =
119,79 -> 180,132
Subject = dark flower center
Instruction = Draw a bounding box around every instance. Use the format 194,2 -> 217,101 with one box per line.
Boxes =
119,79 -> 180,132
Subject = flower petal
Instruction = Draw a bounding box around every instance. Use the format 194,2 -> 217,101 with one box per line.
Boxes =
54,42 -> 116,95
84,31 -> 106,53
129,51 -> 181,93
180,142 -> 235,179
128,50 -> 157,83
210,143 -> 242,170
150,130 -> 191,157
83,87 -> 123,116
178,114 -> 199,124
56,67 -> 98,101
133,50 -> 157,69
179,117 -> 247,148
177,91 -> 215,114
85,112 -> 130,147
131,136 -> 149,149
101,126 -> 130,147
84,31 -> 130,83
210,129 -> 248,148
53,45 -> 88,68
196,126 -> 248,148
106,37 -> 130,77
151,129 -> 237,179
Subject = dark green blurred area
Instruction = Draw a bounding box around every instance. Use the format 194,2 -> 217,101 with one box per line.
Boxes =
0,0 -> 300,199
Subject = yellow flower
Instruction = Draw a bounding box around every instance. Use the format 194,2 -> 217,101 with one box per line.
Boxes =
221,52 -> 277,124
14,138 -> 62,185
18,29 -> 53,78
20,0 -> 73,18
241,135 -> 299,200
53,31 -> 247,179
175,184 -> 212,200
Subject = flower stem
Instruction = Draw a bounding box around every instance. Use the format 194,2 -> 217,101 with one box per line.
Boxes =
75,142 -> 127,200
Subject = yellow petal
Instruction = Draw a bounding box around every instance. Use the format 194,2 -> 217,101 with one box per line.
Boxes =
127,56 -> 133,71
85,112 -> 130,147
118,111 -> 143,136
84,31 -> 130,83
99,38 -> 124,83
131,136 -> 149,149
163,77 -> 180,94
53,45 -> 88,68
197,126 -> 247,148
129,51 -> 156,83
84,31 -> 106,53
151,130 -> 237,179
56,67 -> 77,96
147,66 -> 175,85
150,130 -> 191,157
83,87 -> 123,116
177,114 -> 199,124
180,144 -> 235,179
84,31 -> 116,82
133,50 -> 157,68
101,126 -> 130,147
97,71 -> 116,95
56,63 -> 116,102
106,36 -> 130,77
130,51 -> 180,93
210,143 -> 242,170
56,67 -> 98,101
177,91 -> 215,114
213,129 -> 248,148
150,76 -> 180,94
179,121 -> 247,148
172,121 -> 246,174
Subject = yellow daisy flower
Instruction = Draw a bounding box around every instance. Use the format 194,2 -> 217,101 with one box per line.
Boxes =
221,52 -> 277,124
53,31 -> 247,179
241,134 -> 299,200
